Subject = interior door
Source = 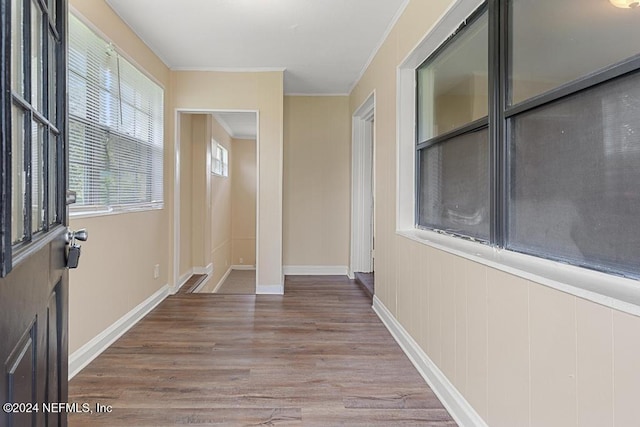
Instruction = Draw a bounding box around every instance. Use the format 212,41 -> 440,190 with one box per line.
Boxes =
1,0 -> 69,426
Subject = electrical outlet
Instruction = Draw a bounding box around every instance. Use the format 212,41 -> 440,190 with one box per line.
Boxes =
153,264 -> 160,279
239,258 -> 244,264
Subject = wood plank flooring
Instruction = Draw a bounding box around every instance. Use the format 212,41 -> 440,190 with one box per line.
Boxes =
68,275 -> 456,426
354,272 -> 374,298
214,270 -> 256,294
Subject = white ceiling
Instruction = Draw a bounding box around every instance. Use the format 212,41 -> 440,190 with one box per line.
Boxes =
212,112 -> 257,140
105,0 -> 408,94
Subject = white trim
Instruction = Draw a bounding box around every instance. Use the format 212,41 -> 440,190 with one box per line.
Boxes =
398,0 -> 485,70
350,92 -> 376,278
102,1 -> 173,71
173,110 -> 181,292
396,0 -> 484,233
231,265 -> 256,271
256,284 -> 285,295
193,263 -> 214,275
68,284 -> 170,380
173,109 -> 260,302
211,113 -> 235,139
171,67 -> 287,73
285,93 -> 350,97
69,204 -> 163,220
211,266 -> 233,293
255,111 -> 262,294
283,265 -> 349,276
373,296 -> 488,427
348,0 -> 411,94
72,5 -> 169,88
399,229 -> 640,317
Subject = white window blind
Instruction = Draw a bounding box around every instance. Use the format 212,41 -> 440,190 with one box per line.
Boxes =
68,15 -> 163,215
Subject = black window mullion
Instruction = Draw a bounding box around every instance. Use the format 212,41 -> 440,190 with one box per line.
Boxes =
42,5 -> 50,230
1,0 -> 12,274
505,53 -> 640,119
57,0 -> 67,227
488,0 -> 507,247
23,0 -> 32,242
417,117 -> 488,151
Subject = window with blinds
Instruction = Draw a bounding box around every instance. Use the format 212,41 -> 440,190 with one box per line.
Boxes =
68,14 -> 164,215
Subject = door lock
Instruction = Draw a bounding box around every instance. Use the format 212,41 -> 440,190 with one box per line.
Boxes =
66,228 -> 88,269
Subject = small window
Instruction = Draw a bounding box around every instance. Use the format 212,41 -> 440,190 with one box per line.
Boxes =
212,142 -> 228,177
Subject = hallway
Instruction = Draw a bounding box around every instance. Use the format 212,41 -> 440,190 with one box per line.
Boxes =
68,276 -> 456,426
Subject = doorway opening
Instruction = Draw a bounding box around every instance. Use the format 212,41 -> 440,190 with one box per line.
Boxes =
350,94 -> 375,297
174,110 -> 258,295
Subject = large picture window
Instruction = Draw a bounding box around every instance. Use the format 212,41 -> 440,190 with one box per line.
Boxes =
416,0 -> 640,280
68,14 -> 164,215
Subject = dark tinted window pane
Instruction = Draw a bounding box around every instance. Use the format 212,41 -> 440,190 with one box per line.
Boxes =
509,72 -> 640,278
419,129 -> 490,240
510,0 -> 640,105
417,13 -> 488,141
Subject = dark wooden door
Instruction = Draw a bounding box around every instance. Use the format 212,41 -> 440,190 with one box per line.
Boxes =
1,0 -> 69,426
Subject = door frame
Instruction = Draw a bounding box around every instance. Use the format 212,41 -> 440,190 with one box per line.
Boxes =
349,92 -> 375,279
173,108 -> 260,293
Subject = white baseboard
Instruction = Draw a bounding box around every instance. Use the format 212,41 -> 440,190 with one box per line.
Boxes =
69,284 -> 170,380
211,266 -> 233,293
256,283 -> 284,295
231,265 -> 256,271
283,265 -> 348,276
372,296 -> 487,427
193,263 -> 214,275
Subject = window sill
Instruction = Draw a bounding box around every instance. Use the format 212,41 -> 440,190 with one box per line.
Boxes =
397,228 -> 640,317
70,203 -> 163,220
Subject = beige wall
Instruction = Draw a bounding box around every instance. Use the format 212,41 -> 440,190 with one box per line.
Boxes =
205,116 -> 233,291
350,0 -> 640,426
172,71 -> 283,290
179,114 -> 193,280
68,0 -> 173,354
231,139 -> 257,267
179,112 -> 235,293
283,96 -> 351,267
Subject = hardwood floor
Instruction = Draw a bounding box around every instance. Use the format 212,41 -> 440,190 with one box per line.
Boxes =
354,272 -> 374,298
69,275 -> 456,426
214,269 -> 256,294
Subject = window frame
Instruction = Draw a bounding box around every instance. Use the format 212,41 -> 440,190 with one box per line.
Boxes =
410,0 -> 640,287
67,13 -> 164,219
1,0 -> 67,275
211,141 -> 228,178
415,3 -> 490,242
